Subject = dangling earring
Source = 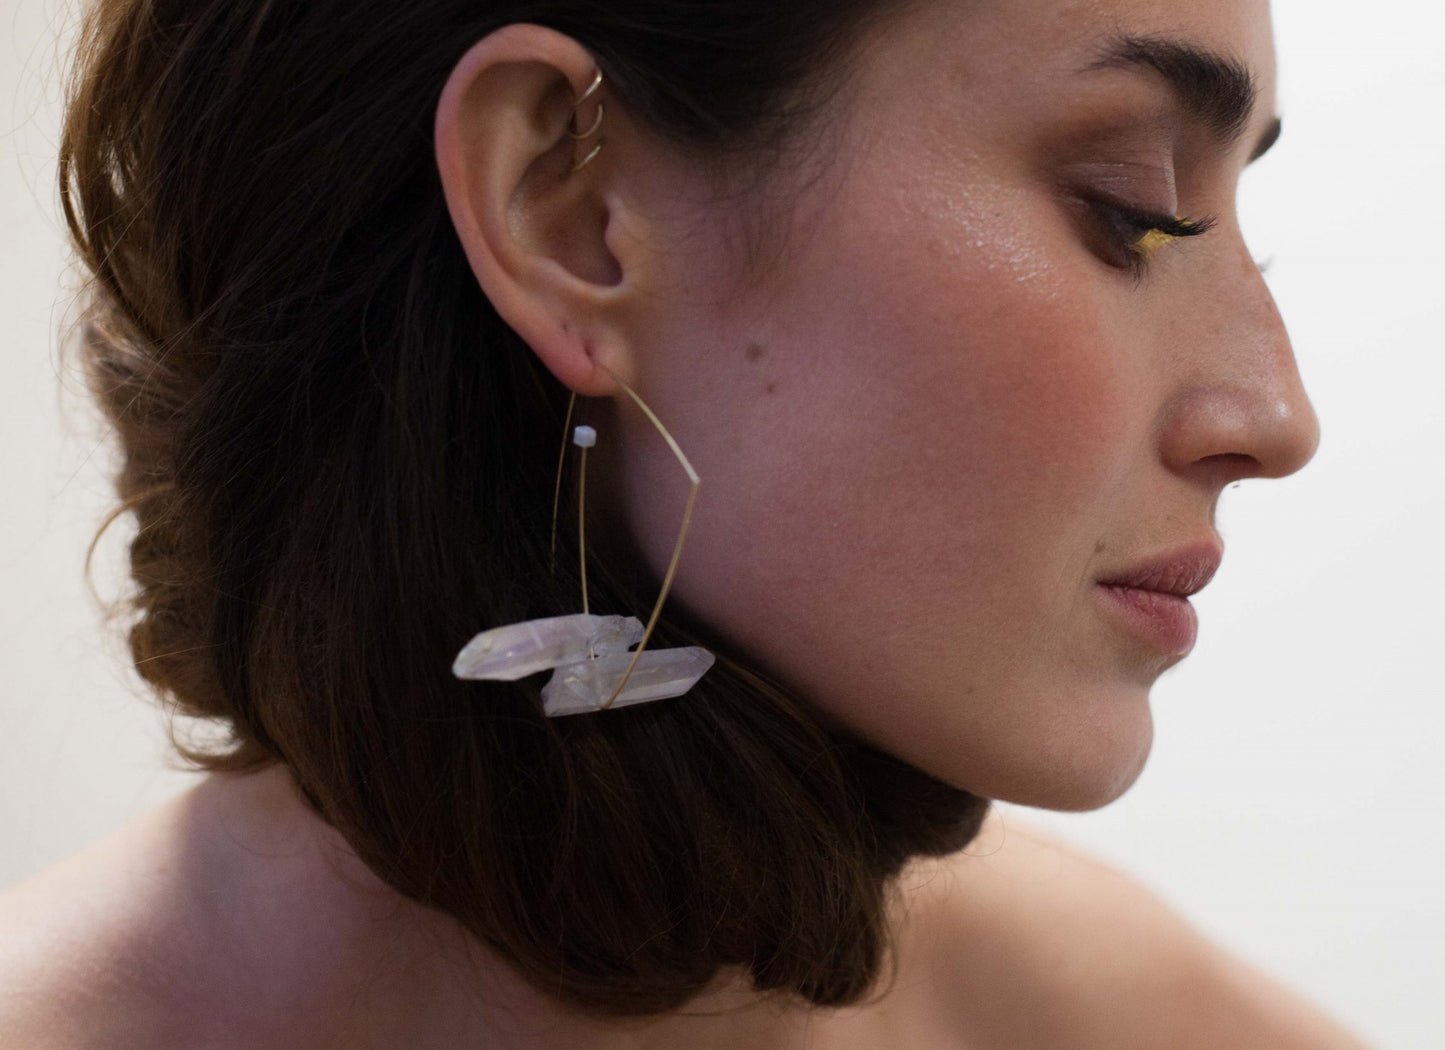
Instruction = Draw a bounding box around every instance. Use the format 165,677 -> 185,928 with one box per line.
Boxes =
452,362 -> 715,717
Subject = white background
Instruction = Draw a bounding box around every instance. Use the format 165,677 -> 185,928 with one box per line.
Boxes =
3,1 -> 1441,1047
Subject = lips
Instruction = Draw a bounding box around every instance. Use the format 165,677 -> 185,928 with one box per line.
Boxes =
1096,543 -> 1223,598
1094,542 -> 1223,656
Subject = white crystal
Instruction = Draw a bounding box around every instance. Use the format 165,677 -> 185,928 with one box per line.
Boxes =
452,613 -> 644,681
541,646 -> 715,717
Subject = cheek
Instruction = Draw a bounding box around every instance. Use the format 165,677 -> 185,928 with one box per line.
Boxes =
614,164 -> 1153,807
724,182 -> 1140,624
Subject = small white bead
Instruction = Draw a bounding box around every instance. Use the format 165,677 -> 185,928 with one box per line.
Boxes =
573,425 -> 597,448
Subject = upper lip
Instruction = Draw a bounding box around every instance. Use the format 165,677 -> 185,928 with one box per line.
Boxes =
1097,541 -> 1224,598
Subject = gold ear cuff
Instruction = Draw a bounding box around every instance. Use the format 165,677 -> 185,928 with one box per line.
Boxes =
569,103 -> 604,140
569,68 -> 605,174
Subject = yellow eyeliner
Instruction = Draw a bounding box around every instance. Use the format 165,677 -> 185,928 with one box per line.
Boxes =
1132,216 -> 1211,258
1132,227 -> 1177,255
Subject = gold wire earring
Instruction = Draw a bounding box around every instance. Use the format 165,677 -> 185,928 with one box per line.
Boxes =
569,67 -> 605,174
452,362 -> 714,717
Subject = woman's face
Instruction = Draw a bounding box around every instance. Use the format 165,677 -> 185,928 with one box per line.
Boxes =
595,0 -> 1317,810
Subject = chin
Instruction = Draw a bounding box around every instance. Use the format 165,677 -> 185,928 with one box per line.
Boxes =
931,704 -> 1155,814
1029,738 -> 1153,812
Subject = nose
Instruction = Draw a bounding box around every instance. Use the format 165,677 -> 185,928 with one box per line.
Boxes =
1157,244 -> 1321,489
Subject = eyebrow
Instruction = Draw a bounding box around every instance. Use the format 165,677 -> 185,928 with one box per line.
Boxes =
1079,33 -> 1282,163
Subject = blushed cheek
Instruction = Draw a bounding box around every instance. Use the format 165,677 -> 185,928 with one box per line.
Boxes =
820,212 -> 1135,564
622,159 -> 1140,711
840,167 -> 1138,513
675,241 -> 1138,705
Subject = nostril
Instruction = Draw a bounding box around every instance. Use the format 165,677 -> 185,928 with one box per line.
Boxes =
1197,452 -> 1261,490
1159,380 -> 1320,483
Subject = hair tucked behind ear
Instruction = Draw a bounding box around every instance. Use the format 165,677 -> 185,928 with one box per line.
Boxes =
59,0 -> 989,1017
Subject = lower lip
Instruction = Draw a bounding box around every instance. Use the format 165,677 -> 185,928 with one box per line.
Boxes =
1096,585 -> 1199,656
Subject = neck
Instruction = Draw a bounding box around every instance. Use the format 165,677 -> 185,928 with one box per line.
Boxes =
182,765 -> 838,1050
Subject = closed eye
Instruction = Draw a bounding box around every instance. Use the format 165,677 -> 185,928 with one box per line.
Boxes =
1085,194 -> 1218,284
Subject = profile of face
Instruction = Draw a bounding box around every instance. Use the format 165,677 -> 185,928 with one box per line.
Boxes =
436,0 -> 1319,812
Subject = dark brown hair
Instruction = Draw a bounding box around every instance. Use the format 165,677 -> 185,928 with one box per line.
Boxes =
59,0 -> 989,1017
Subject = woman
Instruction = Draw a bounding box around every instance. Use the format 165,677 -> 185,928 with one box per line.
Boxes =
0,0 -> 1372,1045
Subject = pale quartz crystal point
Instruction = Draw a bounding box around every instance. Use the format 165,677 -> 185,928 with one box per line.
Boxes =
541,646 -> 716,717
452,613 -> 645,681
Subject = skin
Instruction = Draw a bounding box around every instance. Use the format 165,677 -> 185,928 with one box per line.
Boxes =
438,0 -> 1318,813
2,1 -> 1360,1047
0,768 -> 1373,1048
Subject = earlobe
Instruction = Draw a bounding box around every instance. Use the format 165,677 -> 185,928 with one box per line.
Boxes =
433,24 -> 631,399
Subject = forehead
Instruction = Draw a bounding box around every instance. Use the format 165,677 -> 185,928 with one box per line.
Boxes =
862,0 -> 1278,111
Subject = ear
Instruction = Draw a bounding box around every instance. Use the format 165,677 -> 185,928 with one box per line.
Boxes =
434,24 -> 650,399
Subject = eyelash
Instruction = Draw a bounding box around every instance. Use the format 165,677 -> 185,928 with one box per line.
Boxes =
1089,196 -> 1219,282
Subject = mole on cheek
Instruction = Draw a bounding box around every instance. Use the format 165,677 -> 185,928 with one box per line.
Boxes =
743,343 -> 775,393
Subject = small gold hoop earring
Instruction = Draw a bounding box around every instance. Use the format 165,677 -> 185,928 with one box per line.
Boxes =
568,68 -> 605,173
570,142 -> 604,174
569,102 -> 604,140
572,68 -> 603,108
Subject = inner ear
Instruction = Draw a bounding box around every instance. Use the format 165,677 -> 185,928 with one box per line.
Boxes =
510,139 -> 623,289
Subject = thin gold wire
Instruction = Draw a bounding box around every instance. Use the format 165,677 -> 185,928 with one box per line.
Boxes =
577,442 -> 589,616
570,142 -> 603,174
573,68 -> 603,108
568,102 -> 604,140
549,391 -> 578,576
594,363 -> 700,709
545,363 -> 702,711
567,67 -> 605,173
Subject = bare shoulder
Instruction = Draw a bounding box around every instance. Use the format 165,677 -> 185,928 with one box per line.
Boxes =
0,768 -> 443,1050
899,808 -> 1374,1050
0,771 -> 331,1049
0,788 -> 212,1049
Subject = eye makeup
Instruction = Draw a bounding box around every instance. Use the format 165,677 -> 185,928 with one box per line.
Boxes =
1086,194 -> 1218,282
